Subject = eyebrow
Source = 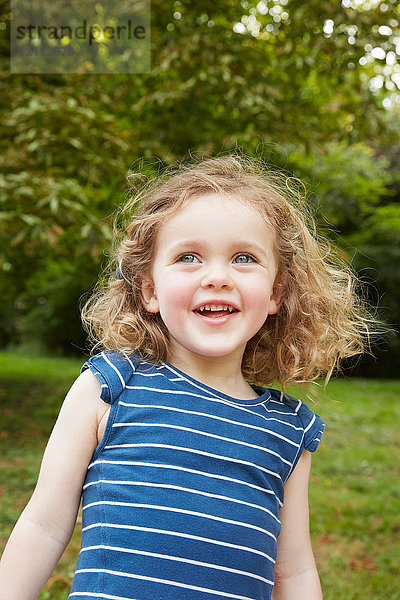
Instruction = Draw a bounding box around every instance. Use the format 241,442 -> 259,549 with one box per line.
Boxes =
167,240 -> 270,257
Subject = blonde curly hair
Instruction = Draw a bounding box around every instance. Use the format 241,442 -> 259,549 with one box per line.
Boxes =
82,153 -> 377,388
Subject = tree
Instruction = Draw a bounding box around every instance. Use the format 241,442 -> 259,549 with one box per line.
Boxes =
0,0 -> 398,360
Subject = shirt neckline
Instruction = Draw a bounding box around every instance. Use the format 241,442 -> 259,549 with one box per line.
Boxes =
160,360 -> 272,407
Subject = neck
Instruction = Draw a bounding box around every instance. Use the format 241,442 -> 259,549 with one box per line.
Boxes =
167,352 -> 257,400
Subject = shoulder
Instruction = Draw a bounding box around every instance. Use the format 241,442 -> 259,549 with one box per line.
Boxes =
268,388 -> 325,453
81,350 -> 140,405
58,366 -> 106,431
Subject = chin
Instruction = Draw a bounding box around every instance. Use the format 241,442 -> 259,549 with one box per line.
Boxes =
192,346 -> 243,360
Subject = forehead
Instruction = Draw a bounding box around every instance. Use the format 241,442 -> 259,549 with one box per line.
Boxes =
154,192 -> 276,252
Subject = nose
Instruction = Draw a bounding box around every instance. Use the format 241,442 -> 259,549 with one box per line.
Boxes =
200,262 -> 233,290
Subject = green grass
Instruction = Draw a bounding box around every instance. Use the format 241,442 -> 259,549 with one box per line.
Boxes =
0,351 -> 84,599
305,379 -> 400,599
0,352 -> 399,599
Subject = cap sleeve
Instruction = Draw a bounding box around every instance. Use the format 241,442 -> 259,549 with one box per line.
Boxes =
297,401 -> 325,452
80,350 -> 137,404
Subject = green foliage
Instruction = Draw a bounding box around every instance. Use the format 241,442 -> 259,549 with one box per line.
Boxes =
15,257 -> 96,353
345,203 -> 400,374
286,141 -> 400,374
0,0 -> 399,366
288,142 -> 392,233
0,82 -> 123,348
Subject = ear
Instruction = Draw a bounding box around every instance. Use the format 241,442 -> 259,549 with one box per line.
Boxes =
141,275 -> 160,314
268,280 -> 284,315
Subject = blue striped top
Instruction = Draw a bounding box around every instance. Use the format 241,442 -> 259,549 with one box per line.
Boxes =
69,351 -> 324,600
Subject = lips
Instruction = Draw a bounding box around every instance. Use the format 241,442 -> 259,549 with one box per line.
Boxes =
193,302 -> 239,319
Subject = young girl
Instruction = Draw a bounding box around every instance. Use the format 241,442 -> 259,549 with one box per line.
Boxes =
0,154 -> 374,600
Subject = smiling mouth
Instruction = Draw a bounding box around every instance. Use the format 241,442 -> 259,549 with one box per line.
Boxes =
195,305 -> 239,318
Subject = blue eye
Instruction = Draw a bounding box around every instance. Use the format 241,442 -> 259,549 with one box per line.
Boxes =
178,254 -> 199,263
234,253 -> 255,264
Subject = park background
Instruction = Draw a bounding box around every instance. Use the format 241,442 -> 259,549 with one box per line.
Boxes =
0,0 -> 399,598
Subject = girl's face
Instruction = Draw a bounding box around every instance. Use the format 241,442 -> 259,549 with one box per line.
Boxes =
141,193 -> 281,370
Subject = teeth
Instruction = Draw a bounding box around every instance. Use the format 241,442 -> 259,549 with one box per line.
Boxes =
198,304 -> 235,313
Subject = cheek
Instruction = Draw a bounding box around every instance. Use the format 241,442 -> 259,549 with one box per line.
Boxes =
242,278 -> 275,316
157,276 -> 194,317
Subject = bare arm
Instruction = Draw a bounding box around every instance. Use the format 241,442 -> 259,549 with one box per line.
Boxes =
272,450 -> 322,600
0,369 -> 106,600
